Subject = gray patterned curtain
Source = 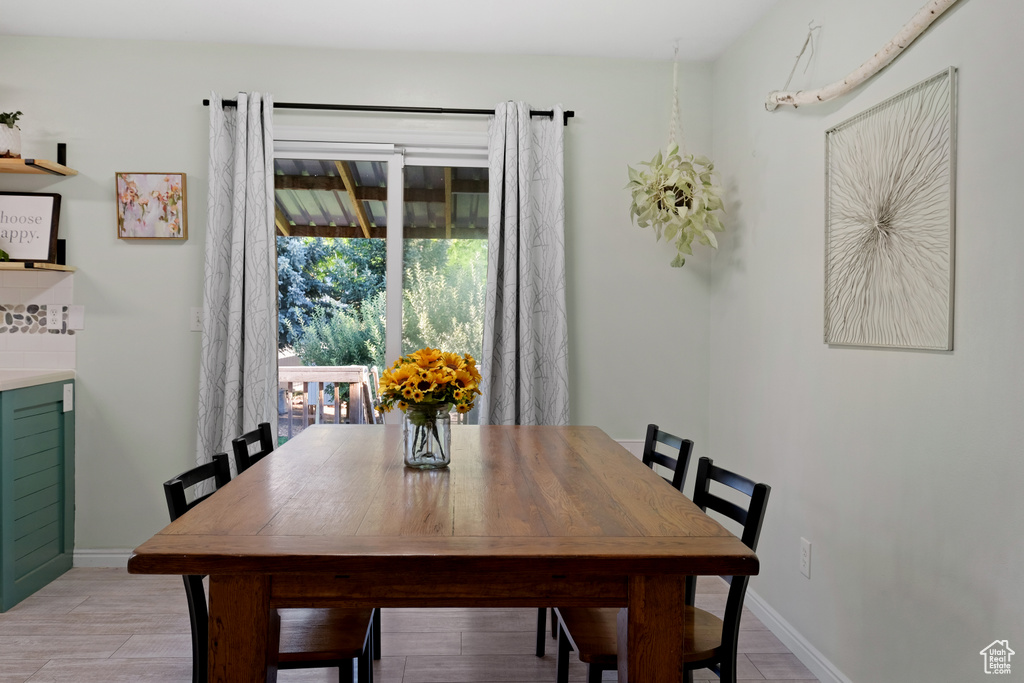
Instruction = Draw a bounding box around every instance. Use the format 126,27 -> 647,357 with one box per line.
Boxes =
195,92 -> 277,466
479,102 -> 569,426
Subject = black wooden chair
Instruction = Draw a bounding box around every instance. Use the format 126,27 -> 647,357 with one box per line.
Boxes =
552,456 -> 770,683
535,423 -> 694,657
231,421 -> 275,474
163,455 -> 375,683
641,422 -> 694,491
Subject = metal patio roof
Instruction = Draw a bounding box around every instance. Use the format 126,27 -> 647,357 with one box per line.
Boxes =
275,159 -> 488,240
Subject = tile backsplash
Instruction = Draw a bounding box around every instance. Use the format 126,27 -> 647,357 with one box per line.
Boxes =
0,271 -> 76,370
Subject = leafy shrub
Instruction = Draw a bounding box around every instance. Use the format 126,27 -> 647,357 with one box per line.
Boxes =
402,254 -> 485,359
294,305 -> 372,368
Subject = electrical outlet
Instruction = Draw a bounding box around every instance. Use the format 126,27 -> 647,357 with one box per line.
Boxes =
800,537 -> 812,578
190,307 -> 203,332
47,305 -> 62,330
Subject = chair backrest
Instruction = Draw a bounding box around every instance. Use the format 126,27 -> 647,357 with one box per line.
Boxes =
640,423 -> 694,492
162,453 -> 231,683
163,453 -> 231,521
232,422 -> 275,474
689,456 -> 771,668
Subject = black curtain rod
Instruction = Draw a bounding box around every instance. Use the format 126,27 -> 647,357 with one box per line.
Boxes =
202,98 -> 574,126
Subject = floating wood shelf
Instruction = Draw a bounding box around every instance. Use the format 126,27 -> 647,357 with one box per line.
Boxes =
0,262 -> 76,272
0,159 -> 78,176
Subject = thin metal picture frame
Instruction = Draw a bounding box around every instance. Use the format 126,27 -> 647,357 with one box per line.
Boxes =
824,67 -> 957,350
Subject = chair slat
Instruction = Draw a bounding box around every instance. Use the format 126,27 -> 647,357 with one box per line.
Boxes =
232,422 -> 275,474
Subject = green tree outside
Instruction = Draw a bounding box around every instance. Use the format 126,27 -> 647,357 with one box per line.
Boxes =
279,236 -> 486,370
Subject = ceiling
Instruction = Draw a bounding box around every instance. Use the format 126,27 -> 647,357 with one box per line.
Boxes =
0,0 -> 779,61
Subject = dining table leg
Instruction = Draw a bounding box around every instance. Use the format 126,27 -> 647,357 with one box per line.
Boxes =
208,574 -> 277,683
617,574 -> 688,683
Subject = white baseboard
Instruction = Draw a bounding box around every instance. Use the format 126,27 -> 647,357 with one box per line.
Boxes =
73,549 -> 132,568
744,588 -> 852,683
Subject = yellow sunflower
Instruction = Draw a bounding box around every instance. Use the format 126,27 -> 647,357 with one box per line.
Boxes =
415,373 -> 437,394
390,363 -> 416,385
441,352 -> 466,371
411,347 -> 442,367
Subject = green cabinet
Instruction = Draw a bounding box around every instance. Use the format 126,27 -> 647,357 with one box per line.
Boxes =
0,381 -> 75,611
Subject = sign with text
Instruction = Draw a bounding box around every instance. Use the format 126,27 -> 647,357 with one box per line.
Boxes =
0,192 -> 61,262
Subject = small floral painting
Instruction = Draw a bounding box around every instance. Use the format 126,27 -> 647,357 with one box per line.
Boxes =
116,172 -> 187,240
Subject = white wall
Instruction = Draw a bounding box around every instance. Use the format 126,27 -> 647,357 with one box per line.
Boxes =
0,38 -> 715,550
710,0 -> 1024,680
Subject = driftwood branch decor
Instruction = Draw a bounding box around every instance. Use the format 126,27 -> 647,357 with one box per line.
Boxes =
765,0 -> 961,111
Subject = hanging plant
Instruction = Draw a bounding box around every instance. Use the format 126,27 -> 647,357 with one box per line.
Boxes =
627,144 -> 724,267
627,49 -> 725,267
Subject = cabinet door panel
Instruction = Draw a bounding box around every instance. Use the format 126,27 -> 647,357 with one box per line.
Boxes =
1,380 -> 74,612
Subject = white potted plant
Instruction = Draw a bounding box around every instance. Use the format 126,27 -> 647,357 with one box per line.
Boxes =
627,144 -> 724,267
0,111 -> 22,159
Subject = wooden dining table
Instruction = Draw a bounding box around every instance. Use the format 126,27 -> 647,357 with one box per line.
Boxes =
128,425 -> 758,682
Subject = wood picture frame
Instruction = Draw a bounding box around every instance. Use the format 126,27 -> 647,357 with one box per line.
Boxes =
0,191 -> 61,263
116,172 -> 187,240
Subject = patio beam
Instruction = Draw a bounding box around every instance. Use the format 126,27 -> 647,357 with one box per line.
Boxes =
284,225 -> 486,240
275,206 -> 291,236
334,161 -> 373,238
275,175 -> 487,198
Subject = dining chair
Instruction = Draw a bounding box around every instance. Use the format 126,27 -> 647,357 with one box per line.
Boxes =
552,456 -> 770,683
641,422 -> 695,491
163,455 -> 376,683
535,423 -> 694,657
231,421 -> 275,474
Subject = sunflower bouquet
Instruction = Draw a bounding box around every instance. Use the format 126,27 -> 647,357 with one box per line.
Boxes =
378,347 -> 481,414
379,348 -> 482,468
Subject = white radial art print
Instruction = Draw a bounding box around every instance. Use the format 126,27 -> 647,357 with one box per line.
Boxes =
824,67 -> 956,349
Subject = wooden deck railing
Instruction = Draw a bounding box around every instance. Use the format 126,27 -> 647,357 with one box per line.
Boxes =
278,366 -> 379,433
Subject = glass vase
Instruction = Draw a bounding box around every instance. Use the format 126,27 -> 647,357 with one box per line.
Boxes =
403,403 -> 451,469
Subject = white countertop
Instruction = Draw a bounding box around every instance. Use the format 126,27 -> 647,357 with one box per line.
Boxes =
0,369 -> 76,392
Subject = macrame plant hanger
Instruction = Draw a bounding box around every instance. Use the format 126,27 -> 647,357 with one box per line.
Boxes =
668,42 -> 684,153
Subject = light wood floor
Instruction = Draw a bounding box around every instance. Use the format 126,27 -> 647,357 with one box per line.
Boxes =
0,568 -> 818,682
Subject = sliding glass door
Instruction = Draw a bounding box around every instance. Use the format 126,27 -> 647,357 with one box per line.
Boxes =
273,133 -> 487,432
